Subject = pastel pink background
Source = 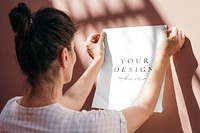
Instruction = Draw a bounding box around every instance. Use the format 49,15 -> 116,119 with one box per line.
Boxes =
0,0 -> 199,133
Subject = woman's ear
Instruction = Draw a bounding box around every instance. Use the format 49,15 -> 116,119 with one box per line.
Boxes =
60,47 -> 69,68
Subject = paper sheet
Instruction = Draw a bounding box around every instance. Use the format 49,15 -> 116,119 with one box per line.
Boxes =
92,25 -> 166,112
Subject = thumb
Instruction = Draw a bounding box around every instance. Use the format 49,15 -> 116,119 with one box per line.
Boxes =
98,32 -> 105,44
161,28 -> 168,39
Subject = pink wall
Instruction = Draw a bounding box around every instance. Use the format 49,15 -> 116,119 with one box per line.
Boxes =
0,0 -> 199,133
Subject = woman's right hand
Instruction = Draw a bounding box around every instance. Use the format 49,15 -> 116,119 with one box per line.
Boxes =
84,32 -> 105,64
158,27 -> 186,59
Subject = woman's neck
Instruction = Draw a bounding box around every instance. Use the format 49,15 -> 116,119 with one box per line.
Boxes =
18,82 -> 63,108
18,63 -> 66,107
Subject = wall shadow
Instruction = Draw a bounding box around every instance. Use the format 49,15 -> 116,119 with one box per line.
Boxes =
66,0 -> 184,132
173,38 -> 200,133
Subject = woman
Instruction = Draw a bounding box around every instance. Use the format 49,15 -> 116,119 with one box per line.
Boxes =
0,3 -> 185,133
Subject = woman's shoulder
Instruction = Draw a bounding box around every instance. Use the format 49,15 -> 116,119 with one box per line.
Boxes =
2,96 -> 22,109
0,96 -> 21,122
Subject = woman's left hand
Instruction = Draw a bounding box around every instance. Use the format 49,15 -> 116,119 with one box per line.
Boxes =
158,27 -> 186,59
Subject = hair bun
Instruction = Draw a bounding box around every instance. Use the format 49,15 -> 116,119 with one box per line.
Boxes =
9,3 -> 31,33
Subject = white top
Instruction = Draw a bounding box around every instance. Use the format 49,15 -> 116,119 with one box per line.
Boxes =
0,97 -> 127,133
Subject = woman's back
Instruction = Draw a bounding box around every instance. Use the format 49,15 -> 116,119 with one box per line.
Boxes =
0,97 -> 127,133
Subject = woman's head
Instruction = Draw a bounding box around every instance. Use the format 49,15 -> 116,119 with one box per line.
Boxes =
9,3 -> 77,94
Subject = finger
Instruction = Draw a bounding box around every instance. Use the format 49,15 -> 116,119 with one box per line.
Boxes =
167,28 -> 172,34
179,29 -> 184,36
181,32 -> 186,46
166,27 -> 176,38
180,30 -> 186,40
167,27 -> 177,34
170,27 -> 178,36
182,33 -> 186,41
177,29 -> 181,39
168,27 -> 178,41
98,32 -> 105,44
178,29 -> 186,43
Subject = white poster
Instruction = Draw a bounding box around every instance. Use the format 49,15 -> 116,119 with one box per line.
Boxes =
92,25 -> 166,112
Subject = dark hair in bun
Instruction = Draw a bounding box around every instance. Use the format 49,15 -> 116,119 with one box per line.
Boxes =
9,3 -> 76,96
9,3 -> 32,35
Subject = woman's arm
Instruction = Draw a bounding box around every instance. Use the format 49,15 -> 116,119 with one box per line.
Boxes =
62,32 -> 105,111
122,27 -> 186,133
